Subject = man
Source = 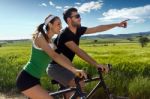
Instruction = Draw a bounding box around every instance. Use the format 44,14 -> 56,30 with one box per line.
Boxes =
47,7 -> 128,99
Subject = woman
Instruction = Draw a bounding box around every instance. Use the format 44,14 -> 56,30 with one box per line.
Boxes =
16,14 -> 86,99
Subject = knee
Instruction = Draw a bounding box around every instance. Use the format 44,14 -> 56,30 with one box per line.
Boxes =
68,79 -> 76,87
79,80 -> 85,88
68,79 -> 85,88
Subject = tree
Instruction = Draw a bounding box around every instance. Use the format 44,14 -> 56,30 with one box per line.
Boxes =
94,39 -> 98,43
127,37 -> 133,41
139,36 -> 149,47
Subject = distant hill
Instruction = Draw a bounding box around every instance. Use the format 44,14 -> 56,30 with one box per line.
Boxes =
0,39 -> 30,42
0,31 -> 150,42
82,31 -> 150,39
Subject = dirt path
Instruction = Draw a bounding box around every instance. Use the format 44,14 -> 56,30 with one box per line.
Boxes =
0,93 -> 26,99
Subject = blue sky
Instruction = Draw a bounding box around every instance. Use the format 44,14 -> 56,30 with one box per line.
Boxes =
0,0 -> 150,40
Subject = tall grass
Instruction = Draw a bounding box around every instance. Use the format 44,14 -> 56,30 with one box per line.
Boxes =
0,40 -> 149,99
0,41 -> 31,93
73,42 -> 150,98
129,76 -> 150,99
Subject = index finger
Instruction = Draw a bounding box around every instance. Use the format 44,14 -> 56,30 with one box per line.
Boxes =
124,19 -> 130,22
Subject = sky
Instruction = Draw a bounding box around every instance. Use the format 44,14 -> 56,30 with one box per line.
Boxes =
0,0 -> 150,40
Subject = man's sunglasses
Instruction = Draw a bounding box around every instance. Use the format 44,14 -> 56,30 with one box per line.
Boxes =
70,14 -> 80,19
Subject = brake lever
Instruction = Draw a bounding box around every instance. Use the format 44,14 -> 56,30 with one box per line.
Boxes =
107,64 -> 112,71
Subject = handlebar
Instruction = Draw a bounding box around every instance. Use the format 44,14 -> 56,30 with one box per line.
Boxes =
51,64 -> 112,85
97,64 -> 112,72
75,64 -> 112,81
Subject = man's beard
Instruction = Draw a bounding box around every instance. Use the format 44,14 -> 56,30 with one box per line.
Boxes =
72,22 -> 81,28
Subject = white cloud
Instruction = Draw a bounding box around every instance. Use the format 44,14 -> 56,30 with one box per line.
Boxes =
64,6 -> 71,9
46,1 -> 103,13
48,1 -> 62,11
98,5 -> 150,23
77,1 -> 103,13
135,18 -> 145,23
56,6 -> 62,9
64,6 -> 72,11
49,1 -> 55,6
39,3 -> 47,7
75,2 -> 81,5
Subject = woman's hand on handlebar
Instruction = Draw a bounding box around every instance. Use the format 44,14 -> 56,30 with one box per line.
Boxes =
74,69 -> 87,79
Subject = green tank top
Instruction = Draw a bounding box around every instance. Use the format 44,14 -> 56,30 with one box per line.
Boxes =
23,44 -> 51,78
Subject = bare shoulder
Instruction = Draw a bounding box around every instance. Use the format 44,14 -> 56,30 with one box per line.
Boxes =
34,34 -> 47,48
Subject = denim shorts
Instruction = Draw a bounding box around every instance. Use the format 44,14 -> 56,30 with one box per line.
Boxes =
46,64 -> 75,87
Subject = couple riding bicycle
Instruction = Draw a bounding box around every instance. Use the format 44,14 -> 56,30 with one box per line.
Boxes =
16,7 -> 128,99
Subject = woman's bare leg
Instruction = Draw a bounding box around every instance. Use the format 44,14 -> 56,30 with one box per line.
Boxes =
22,85 -> 53,99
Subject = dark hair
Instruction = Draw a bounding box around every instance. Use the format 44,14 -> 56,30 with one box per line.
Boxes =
34,15 -> 59,42
63,7 -> 77,23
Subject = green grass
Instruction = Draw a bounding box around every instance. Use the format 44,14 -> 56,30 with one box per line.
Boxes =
0,40 -> 150,99
74,41 -> 150,98
129,76 -> 150,99
0,41 -> 31,93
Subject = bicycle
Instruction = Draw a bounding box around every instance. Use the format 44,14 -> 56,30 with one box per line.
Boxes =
49,64 -> 129,99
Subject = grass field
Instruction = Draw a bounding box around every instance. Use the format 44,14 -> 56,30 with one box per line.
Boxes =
0,39 -> 150,99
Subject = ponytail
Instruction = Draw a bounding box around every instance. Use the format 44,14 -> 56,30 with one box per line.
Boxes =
35,23 -> 49,42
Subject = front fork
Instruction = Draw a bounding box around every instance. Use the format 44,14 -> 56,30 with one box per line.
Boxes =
98,70 -> 112,99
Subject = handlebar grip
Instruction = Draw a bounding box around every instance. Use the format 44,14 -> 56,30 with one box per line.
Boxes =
97,64 -> 112,72
97,67 -> 103,72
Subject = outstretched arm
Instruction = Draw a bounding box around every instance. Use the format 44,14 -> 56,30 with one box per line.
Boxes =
85,20 -> 128,34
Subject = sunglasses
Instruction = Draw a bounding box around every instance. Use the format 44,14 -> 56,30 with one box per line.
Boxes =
70,14 -> 80,19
